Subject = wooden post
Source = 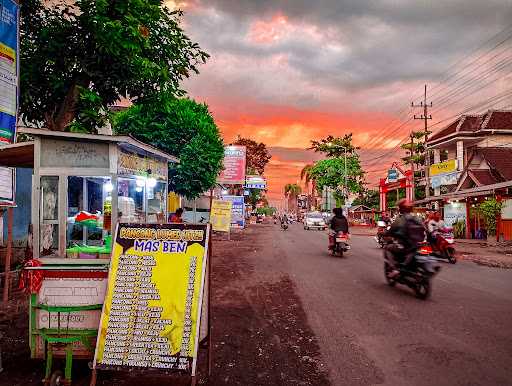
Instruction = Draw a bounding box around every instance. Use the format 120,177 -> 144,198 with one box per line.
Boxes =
2,207 -> 13,304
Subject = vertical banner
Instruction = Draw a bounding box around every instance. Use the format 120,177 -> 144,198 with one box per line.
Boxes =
94,223 -> 210,376
0,0 -> 18,144
222,195 -> 245,228
209,199 -> 232,232
217,146 -> 246,185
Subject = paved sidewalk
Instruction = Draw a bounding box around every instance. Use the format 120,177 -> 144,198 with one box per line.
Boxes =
456,239 -> 512,269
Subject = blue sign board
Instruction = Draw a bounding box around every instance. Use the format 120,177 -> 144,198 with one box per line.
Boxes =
0,0 -> 19,144
387,169 -> 399,182
222,195 -> 245,228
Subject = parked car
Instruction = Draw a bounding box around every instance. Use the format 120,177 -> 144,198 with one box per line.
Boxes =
304,212 -> 327,230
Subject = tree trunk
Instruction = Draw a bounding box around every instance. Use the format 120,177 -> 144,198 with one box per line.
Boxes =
48,77 -> 90,131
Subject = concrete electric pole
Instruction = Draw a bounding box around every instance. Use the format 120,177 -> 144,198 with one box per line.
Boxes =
412,84 -> 432,198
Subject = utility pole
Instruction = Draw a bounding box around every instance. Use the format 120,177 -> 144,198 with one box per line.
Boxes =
409,133 -> 415,201
412,84 -> 432,198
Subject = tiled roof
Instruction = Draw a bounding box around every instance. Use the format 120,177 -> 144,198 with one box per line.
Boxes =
468,169 -> 499,186
478,147 -> 512,181
429,118 -> 461,141
428,110 -> 512,144
482,110 -> 512,130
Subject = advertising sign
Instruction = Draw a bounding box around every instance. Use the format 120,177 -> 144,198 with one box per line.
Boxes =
209,199 -> 232,232
0,166 -> 14,204
222,195 -> 245,227
0,0 -> 19,144
443,202 -> 466,228
430,159 -> 458,177
217,146 -> 246,185
431,172 -> 459,189
94,223 -> 210,376
387,169 -> 399,183
245,175 -> 267,189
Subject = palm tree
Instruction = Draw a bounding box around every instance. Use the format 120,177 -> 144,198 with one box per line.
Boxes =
300,164 -> 318,210
284,183 -> 302,213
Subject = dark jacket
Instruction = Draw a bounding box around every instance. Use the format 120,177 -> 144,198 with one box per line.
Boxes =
386,213 -> 425,250
331,215 -> 349,233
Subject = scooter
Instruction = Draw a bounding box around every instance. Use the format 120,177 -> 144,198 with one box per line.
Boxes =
384,243 -> 441,300
429,228 -> 456,264
281,221 -> 289,230
331,231 -> 350,257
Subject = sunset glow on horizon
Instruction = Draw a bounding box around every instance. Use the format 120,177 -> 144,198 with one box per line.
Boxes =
178,0 -> 512,200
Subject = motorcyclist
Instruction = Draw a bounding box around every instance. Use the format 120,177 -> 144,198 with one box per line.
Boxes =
426,211 -> 441,245
329,207 -> 349,250
385,199 -> 425,277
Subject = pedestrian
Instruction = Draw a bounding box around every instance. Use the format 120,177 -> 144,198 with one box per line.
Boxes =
169,208 -> 184,223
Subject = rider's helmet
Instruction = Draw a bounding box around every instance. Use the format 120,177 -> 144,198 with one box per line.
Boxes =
397,199 -> 413,214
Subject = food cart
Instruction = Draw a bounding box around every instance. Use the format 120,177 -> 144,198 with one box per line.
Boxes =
0,127 -> 178,385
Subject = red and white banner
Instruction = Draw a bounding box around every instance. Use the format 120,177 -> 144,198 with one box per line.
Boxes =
217,145 -> 246,185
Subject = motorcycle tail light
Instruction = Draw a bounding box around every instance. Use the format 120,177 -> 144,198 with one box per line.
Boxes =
419,246 -> 432,255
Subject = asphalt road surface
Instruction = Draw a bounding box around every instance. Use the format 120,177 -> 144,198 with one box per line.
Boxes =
271,222 -> 512,386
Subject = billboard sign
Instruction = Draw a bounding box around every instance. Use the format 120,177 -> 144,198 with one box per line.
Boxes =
0,0 -> 19,144
443,202 -> 466,228
222,195 -> 245,228
217,146 -> 246,185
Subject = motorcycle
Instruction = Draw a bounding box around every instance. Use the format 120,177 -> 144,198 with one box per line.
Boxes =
374,221 -> 389,248
384,242 -> 441,300
331,231 -> 350,257
429,228 -> 456,264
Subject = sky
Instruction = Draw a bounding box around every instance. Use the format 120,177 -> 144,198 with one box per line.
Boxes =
174,0 -> 512,201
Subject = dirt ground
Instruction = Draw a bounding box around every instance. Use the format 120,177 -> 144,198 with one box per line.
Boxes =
0,225 -> 329,386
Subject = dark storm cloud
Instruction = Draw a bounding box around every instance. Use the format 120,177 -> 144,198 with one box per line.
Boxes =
186,0 -> 512,90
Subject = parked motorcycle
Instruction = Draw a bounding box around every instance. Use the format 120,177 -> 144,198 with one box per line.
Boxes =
384,243 -> 441,300
332,231 -> 350,257
429,228 -> 456,264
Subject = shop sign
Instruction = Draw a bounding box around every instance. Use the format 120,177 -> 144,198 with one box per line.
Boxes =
221,195 -> 245,228
431,172 -> 459,188
387,169 -> 399,183
209,199 -> 232,232
430,159 -> 458,176
0,166 -> 14,204
94,223 -> 210,376
0,0 -> 19,144
245,175 -> 266,189
118,151 -> 167,180
217,146 -> 246,185
443,202 -> 466,228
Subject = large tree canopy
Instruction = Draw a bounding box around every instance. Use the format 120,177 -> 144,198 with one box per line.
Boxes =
114,94 -> 224,199
233,137 -> 271,175
20,0 -> 208,132
308,134 -> 364,205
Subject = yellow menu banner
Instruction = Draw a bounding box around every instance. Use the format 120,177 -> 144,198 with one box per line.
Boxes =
93,223 -> 210,376
430,159 -> 458,176
210,199 -> 232,232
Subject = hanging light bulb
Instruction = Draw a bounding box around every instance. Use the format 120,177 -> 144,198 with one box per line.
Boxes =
136,177 -> 145,187
104,182 -> 113,193
147,177 -> 157,188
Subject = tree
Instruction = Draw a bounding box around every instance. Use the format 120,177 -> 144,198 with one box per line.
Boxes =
308,134 -> 365,205
114,94 -> 224,199
477,198 -> 503,236
310,134 -> 357,157
284,183 -> 301,213
300,164 -> 316,193
352,189 -> 379,210
20,0 -> 208,132
233,137 -> 271,175
247,188 -> 264,209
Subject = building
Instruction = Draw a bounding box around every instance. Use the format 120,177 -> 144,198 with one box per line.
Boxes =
418,109 -> 512,239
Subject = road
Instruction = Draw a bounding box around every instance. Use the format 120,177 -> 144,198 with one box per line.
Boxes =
271,222 -> 512,386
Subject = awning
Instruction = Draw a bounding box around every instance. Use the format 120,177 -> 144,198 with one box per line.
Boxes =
0,141 -> 35,167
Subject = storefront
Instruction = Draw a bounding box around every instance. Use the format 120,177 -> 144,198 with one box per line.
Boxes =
0,127 -> 177,259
